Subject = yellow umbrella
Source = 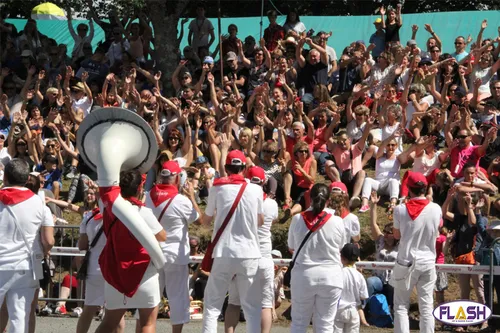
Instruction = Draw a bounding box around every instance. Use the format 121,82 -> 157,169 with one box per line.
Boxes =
31,2 -> 66,20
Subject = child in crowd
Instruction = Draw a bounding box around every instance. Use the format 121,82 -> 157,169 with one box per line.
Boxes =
435,226 -> 451,306
334,243 -> 369,333
37,154 -> 63,199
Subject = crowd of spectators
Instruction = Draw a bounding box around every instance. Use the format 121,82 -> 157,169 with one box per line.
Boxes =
2,1 -> 500,331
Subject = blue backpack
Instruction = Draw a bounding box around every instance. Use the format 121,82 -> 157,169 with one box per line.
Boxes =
366,294 -> 394,328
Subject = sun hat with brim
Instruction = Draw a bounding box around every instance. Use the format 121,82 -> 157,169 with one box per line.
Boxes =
71,82 -> 85,91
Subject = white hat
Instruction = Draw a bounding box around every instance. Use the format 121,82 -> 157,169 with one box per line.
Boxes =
488,220 -> 500,230
271,249 -> 282,258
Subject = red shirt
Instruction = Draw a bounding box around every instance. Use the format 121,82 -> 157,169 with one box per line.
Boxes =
263,24 -> 285,52
286,135 -> 314,159
312,125 -> 328,153
450,145 -> 484,178
293,157 -> 314,189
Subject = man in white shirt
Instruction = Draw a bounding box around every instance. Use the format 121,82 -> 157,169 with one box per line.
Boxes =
201,150 -> 264,333
0,159 -> 55,333
144,161 -> 201,333
224,166 -> 279,333
392,171 -> 441,333
106,27 -> 130,67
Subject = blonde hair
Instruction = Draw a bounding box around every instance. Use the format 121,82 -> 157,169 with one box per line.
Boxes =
293,141 -> 310,155
239,127 -> 252,139
46,87 -> 58,95
354,105 -> 369,116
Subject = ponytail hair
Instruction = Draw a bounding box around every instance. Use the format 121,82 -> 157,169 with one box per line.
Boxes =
310,183 -> 330,215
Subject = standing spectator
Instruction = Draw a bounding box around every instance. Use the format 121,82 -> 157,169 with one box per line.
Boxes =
221,24 -> 239,58
67,7 -> 94,60
188,3 -> 215,60
145,161 -> 202,333
263,11 -> 284,53
283,10 -> 306,37
380,4 -> 403,48
200,150 -> 263,333
392,172 -> 441,333
288,183 -> 345,333
0,159 -> 55,333
316,31 -> 337,75
106,27 -> 130,67
369,18 -> 385,59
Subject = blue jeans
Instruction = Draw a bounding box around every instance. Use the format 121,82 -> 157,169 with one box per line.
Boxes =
366,276 -> 394,308
313,151 -> 332,175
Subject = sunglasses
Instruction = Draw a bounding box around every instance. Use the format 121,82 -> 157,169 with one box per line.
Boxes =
46,144 -> 56,148
263,150 -> 276,154
431,50 -> 440,53
296,150 -> 309,154
169,137 -> 180,141
387,143 -> 397,147
454,42 -> 463,45
182,76 -> 190,80
17,142 -> 27,146
203,121 -> 212,125
456,135 -> 469,139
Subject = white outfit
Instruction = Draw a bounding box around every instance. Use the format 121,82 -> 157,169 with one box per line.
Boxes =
79,211 -> 106,306
405,95 -> 433,128
202,181 -> 263,333
0,147 -> 12,167
106,39 -> 131,66
346,120 -> 366,143
361,157 -> 401,200
0,188 -> 52,333
325,46 -> 337,72
188,18 -> 214,51
104,206 -> 163,310
229,196 -> 279,309
288,209 -> 346,333
393,198 -> 441,333
145,191 -> 199,325
283,21 -> 306,35
381,123 -> 403,154
69,20 -> 94,58
412,151 -> 443,176
342,213 -> 360,245
72,95 -> 93,117
471,65 -> 494,95
334,266 -> 369,333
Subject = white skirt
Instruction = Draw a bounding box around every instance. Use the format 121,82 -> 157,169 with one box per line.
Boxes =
85,274 -> 105,306
104,264 -> 161,310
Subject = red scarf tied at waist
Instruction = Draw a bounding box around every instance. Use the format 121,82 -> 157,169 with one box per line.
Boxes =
98,186 -> 151,298
405,198 -> 430,221
301,211 -> 332,232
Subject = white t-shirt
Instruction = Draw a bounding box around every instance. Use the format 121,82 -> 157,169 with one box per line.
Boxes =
338,266 -> 369,311
288,209 -> 346,267
188,18 -> 214,49
343,213 -> 360,245
205,181 -> 263,259
326,46 -> 337,72
0,188 -> 53,271
283,22 -> 306,35
259,197 -> 279,258
393,198 -> 441,265
73,95 -> 93,117
79,210 -> 106,276
405,95 -> 433,128
144,192 -> 199,265
375,157 -> 401,181
472,66 -> 493,95
346,120 -> 366,142
0,147 -> 11,166
412,151 -> 443,176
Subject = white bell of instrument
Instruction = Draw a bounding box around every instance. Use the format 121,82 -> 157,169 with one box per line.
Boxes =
77,107 -> 165,269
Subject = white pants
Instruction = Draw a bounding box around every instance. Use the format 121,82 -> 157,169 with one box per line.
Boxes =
0,270 -> 38,333
333,306 -> 360,333
159,263 -> 190,325
202,258 -> 261,333
228,257 -> 274,309
84,274 -> 105,306
361,177 -> 399,200
291,265 -> 343,333
394,264 -> 436,333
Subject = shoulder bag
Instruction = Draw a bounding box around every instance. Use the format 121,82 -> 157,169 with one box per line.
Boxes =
283,211 -> 328,289
77,211 -> 117,280
200,182 -> 247,272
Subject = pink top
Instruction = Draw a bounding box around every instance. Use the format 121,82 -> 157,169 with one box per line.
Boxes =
331,142 -> 363,175
449,145 -> 483,178
312,125 -> 328,153
435,234 -> 446,264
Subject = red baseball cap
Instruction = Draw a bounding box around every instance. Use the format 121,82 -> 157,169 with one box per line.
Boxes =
160,161 -> 182,177
226,150 -> 246,166
246,166 -> 266,184
407,171 -> 428,188
330,181 -> 347,193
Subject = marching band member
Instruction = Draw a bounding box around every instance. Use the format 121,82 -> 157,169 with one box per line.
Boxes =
224,166 -> 279,333
0,159 -> 55,333
201,150 -> 264,333
145,161 -> 202,333
288,183 -> 345,333
95,169 -> 166,333
392,171 -> 441,333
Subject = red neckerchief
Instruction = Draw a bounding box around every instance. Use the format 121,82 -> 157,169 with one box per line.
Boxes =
91,207 -> 103,221
149,184 -> 179,207
263,193 -> 267,201
0,187 -> 35,205
126,197 -> 145,207
301,211 -> 332,232
213,174 -> 247,186
340,207 -> 350,219
406,198 -> 430,221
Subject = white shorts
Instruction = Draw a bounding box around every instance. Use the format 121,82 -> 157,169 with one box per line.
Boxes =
104,264 -> 160,310
228,257 -> 274,309
85,274 -> 105,306
159,263 -> 190,325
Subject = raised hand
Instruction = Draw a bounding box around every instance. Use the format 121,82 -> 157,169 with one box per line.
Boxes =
28,65 -> 37,76
0,94 -> 7,104
412,25 -> 418,33
219,133 -> 231,152
207,72 -> 214,83
259,38 -> 266,48
38,70 -> 46,81
0,67 -> 10,77
481,19 -> 488,30
379,6 -> 386,15
424,24 -> 433,33
81,71 -> 89,82
370,191 -> 380,205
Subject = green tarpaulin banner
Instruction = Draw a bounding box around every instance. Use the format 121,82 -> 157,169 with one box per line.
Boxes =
7,10 -> 500,57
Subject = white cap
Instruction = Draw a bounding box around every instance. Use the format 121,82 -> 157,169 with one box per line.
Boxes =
271,249 -> 282,258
